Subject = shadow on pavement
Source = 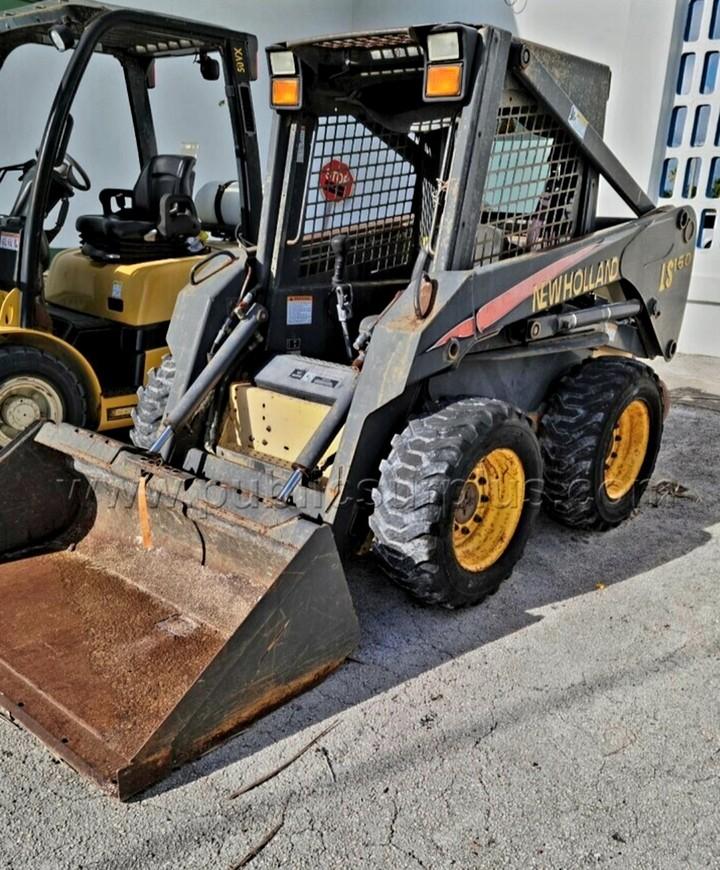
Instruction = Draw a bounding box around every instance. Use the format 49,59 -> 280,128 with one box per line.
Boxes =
142,402 -> 719,801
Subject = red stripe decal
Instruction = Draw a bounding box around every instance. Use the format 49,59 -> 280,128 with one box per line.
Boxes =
430,314 -> 476,348
430,243 -> 603,351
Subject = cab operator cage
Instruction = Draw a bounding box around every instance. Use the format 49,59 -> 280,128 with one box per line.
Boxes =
264,25 -> 614,291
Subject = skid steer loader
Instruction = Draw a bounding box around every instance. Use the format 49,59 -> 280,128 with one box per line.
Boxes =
0,23 -> 694,799
0,1 -> 260,445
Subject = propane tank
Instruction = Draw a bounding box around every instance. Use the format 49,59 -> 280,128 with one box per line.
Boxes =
195,180 -> 243,236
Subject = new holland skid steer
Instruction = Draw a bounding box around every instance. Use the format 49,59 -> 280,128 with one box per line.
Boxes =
0,1 -> 260,445
0,23 -> 694,799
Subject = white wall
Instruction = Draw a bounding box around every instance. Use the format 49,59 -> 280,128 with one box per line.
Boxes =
114,0 -> 355,169
117,0 -> 684,221
350,0 -> 516,32
655,0 -> 720,357
517,0 -> 684,217
352,0 -> 683,217
4,0 -> 708,353
0,0 -> 355,243
0,0 -> 679,234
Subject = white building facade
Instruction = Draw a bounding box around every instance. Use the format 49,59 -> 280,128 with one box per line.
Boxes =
3,0 -> 714,353
658,0 -> 720,355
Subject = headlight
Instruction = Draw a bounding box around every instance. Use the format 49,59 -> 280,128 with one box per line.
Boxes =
269,50 -> 297,76
426,31 -> 460,63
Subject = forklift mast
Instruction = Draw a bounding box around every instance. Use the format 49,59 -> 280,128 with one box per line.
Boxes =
0,1 -> 262,326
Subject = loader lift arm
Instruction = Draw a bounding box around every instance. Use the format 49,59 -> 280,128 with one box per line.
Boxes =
511,44 -> 656,217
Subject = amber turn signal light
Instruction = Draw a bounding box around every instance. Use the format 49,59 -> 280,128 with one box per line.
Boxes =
271,77 -> 301,108
425,63 -> 463,99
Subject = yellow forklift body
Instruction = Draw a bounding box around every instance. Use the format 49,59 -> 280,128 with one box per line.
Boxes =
0,288 -> 20,327
45,249 -> 206,327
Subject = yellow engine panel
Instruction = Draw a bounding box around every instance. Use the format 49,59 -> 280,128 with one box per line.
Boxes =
219,384 -> 342,474
0,288 -> 20,327
44,248 -> 206,327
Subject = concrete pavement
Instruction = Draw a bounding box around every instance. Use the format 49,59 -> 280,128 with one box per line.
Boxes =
0,355 -> 718,869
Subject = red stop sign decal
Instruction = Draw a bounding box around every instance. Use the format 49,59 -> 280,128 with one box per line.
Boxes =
319,159 -> 354,202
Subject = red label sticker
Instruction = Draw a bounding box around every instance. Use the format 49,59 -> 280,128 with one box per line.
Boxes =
319,159 -> 354,202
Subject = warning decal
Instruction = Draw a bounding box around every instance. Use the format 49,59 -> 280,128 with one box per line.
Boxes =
319,159 -> 355,202
287,295 -> 313,326
0,233 -> 20,252
568,105 -> 589,141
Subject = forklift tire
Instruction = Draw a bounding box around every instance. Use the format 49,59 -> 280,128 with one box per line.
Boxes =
540,357 -> 663,530
0,345 -> 87,447
130,354 -> 175,449
370,398 -> 543,609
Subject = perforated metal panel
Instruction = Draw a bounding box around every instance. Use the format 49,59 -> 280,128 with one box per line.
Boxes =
298,114 -> 443,278
310,32 -> 414,51
474,93 -> 584,266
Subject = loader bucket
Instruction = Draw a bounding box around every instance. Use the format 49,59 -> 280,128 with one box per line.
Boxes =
0,422 -> 359,800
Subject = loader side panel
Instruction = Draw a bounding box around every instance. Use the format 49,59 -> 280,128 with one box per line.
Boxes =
323,207 -> 693,541
165,253 -> 250,416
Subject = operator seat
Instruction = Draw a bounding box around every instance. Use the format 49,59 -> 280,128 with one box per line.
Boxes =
76,155 -> 202,263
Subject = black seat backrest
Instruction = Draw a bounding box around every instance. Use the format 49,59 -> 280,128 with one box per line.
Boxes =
132,155 -> 197,219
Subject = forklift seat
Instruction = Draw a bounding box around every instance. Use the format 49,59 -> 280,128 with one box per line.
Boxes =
76,155 -> 202,263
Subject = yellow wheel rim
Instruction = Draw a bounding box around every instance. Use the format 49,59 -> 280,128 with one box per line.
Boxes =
452,448 -> 525,572
604,399 -> 650,501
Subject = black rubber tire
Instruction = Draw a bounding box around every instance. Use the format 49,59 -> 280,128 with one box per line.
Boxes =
370,398 -> 543,609
130,354 -> 175,449
0,345 -> 87,442
540,357 -> 664,530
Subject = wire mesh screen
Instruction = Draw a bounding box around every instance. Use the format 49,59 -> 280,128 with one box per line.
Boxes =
420,173 -> 438,246
416,120 -> 454,249
474,97 -> 584,266
311,32 -> 413,51
299,115 -> 420,278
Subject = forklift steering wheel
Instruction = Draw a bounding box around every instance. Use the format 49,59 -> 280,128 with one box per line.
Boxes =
55,153 -> 91,193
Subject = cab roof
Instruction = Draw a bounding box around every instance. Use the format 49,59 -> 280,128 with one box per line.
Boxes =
0,0 -> 257,64
276,23 -> 612,133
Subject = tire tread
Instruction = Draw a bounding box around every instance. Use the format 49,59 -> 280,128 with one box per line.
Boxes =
370,398 -> 540,608
540,357 -> 661,530
130,354 -> 175,449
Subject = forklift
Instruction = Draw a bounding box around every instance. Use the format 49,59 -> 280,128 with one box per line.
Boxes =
0,0 -> 261,445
